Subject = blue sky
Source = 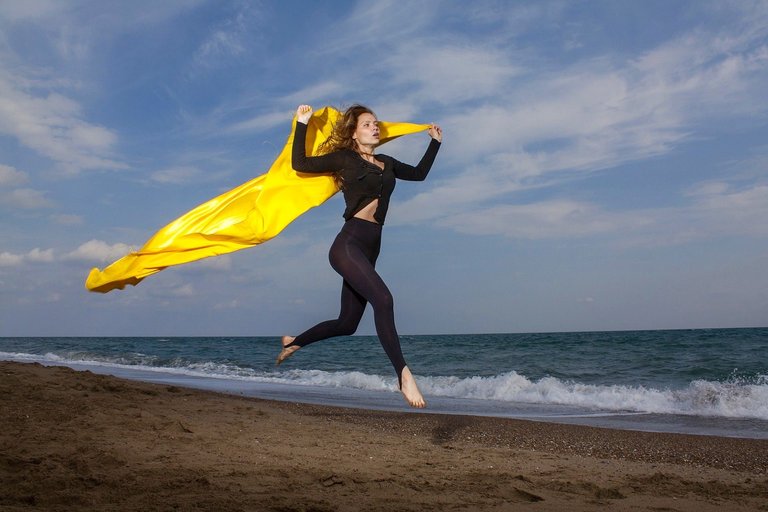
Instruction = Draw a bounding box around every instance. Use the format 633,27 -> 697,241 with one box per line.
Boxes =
1,0 -> 767,337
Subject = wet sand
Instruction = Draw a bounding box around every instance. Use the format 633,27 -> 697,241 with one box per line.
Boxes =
1,361 -> 766,511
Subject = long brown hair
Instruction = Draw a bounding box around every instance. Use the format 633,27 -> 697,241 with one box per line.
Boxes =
318,104 -> 376,155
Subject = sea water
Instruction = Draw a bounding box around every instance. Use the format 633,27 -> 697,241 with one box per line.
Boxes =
1,328 -> 766,439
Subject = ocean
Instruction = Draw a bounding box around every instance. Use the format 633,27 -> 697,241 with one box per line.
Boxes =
2,328 -> 766,439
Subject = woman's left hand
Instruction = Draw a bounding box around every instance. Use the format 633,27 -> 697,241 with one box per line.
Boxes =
428,124 -> 443,142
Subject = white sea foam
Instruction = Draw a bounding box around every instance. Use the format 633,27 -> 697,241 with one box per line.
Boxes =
420,371 -> 768,420
2,351 -> 766,421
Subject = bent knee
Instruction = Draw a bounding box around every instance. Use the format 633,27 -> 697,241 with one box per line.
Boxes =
335,320 -> 359,336
372,291 -> 394,311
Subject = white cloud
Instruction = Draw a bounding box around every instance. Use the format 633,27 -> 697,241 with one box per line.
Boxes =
686,182 -> 768,237
684,181 -> 731,198
216,81 -> 354,139
66,239 -> 132,263
190,255 -> 232,271
69,123 -> 118,150
449,178 -> 768,244
201,83 -> 346,137
191,3 -> 258,71
429,176 -> 768,244
613,180 -> 768,248
0,0 -> 66,22
168,283 -> 195,297
0,248 -> 54,266
151,166 -> 205,185
149,164 -> 233,186
0,72 -> 127,173
0,252 -> 23,266
439,65 -> 688,168
27,247 -> 55,262
44,291 -> 62,303
224,111 -> 292,134
0,164 -> 28,186
439,200 -> 649,239
0,1 -> 207,29
629,31 -> 768,122
0,0 -> 210,65
2,188 -> 53,209
193,26 -> 244,67
282,81 -> 347,106
385,43 -> 524,104
214,299 -> 240,310
321,0 -> 437,55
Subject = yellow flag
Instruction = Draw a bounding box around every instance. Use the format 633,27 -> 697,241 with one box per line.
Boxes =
85,106 -> 429,293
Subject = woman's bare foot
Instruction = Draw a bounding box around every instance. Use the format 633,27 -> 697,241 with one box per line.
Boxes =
399,366 -> 426,408
276,335 -> 299,366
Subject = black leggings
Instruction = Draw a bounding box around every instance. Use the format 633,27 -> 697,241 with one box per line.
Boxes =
289,218 -> 407,383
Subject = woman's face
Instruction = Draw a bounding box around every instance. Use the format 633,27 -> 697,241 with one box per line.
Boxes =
353,113 -> 380,147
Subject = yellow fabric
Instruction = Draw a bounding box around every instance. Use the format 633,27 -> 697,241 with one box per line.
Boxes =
85,106 -> 429,293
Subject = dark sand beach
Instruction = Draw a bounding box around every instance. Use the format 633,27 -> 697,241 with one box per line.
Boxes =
2,361 -> 766,511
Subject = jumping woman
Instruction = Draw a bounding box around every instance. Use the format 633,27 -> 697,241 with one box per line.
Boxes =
277,104 -> 442,408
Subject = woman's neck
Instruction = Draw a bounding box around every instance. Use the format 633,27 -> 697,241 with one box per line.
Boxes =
355,142 -> 376,156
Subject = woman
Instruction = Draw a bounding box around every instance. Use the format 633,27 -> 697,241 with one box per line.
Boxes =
277,104 -> 442,408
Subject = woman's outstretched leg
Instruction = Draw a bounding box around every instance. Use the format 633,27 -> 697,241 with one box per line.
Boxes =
277,279 -> 366,365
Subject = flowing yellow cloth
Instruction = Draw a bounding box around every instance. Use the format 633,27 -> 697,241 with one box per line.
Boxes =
85,106 -> 429,293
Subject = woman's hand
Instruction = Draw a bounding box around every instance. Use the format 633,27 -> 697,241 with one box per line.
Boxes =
428,124 -> 443,143
296,104 -> 313,124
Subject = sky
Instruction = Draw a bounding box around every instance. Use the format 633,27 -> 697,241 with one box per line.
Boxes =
1,0 -> 767,337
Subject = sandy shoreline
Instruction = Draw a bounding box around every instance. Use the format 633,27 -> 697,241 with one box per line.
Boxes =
2,361 -> 766,511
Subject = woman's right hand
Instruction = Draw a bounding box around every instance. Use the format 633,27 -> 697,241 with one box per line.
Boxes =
296,104 -> 313,124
